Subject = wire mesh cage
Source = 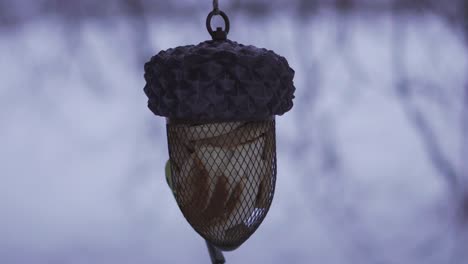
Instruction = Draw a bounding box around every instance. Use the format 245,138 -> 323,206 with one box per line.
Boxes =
166,118 -> 277,250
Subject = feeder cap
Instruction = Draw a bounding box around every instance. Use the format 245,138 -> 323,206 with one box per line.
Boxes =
144,40 -> 295,122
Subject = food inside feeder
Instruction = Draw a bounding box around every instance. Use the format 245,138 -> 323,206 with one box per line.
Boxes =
167,120 -> 275,246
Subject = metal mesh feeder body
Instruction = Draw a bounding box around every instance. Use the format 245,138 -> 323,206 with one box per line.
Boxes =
143,10 -> 295,253
167,119 -> 276,250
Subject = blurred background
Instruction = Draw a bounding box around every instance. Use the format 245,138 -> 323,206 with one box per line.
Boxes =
1,0 -> 467,263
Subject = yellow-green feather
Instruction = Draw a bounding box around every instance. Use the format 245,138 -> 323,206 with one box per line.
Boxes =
165,160 -> 175,195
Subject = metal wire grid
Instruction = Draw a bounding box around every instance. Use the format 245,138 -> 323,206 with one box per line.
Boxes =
166,119 -> 277,250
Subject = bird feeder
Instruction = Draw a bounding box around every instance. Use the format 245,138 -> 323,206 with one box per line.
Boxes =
143,4 -> 295,259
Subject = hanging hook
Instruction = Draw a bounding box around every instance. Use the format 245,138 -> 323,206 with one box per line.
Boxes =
207,0 -> 230,41
206,10 -> 230,41
213,0 -> 220,14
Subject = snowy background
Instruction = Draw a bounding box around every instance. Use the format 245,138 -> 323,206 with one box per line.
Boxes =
1,0 -> 467,263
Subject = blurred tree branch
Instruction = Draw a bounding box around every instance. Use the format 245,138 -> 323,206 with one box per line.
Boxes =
1,0 -> 466,27
120,0 -> 152,65
392,2 -> 468,260
459,0 -> 468,225
391,0 -> 462,192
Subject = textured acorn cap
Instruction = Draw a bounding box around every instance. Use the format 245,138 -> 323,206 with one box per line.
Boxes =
144,40 -> 295,122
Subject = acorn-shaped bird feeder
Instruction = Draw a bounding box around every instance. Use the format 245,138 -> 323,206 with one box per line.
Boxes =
143,4 -> 295,255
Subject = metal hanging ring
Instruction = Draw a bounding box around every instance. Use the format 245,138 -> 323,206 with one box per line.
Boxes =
206,10 -> 230,41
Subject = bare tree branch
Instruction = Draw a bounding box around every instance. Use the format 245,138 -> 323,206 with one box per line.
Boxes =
391,4 -> 458,190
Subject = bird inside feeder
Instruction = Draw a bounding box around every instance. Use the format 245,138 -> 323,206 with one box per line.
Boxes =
143,1 -> 295,261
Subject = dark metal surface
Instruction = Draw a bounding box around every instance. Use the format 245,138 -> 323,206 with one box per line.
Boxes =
166,119 -> 277,250
206,241 -> 226,264
144,40 -> 295,121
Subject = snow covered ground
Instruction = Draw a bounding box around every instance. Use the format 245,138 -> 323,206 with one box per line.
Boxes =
0,11 -> 466,263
